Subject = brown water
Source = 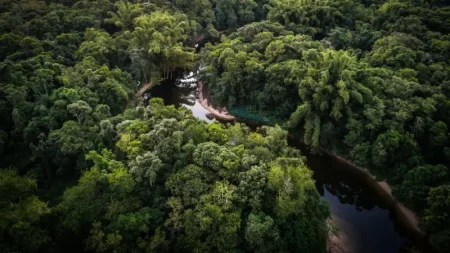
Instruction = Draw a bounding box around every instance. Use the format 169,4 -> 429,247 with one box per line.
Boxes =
150,71 -> 427,253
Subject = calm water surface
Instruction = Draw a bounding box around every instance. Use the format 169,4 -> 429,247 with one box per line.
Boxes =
309,150 -> 409,253
150,72 -> 413,253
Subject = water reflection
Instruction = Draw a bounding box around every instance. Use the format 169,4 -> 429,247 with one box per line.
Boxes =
325,183 -> 376,211
150,72 -> 415,253
317,174 -> 408,253
302,146 -> 409,253
150,71 -> 216,123
314,166 -> 378,212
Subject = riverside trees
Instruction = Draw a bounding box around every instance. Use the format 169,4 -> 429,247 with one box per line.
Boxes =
2,0 -> 450,252
0,1 -> 329,252
1,99 -> 330,252
200,0 -> 450,251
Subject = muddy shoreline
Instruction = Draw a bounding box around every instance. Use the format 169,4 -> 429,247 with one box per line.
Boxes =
323,150 -> 426,240
196,81 -> 236,121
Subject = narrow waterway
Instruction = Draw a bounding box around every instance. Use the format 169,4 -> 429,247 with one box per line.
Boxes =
149,71 -> 422,253
307,149 -> 409,253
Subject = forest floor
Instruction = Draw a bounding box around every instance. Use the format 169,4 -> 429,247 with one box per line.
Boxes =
197,81 -> 236,121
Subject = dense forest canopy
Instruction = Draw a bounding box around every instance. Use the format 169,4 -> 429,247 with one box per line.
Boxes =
200,0 -> 450,251
0,0 -> 328,252
1,0 -> 450,252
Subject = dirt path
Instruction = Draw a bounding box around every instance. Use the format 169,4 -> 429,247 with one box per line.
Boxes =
197,81 -> 236,121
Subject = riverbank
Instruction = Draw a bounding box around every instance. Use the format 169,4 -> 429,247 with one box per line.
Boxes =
325,151 -> 426,240
137,82 -> 153,97
195,79 -> 428,249
197,81 -> 236,121
327,215 -> 357,253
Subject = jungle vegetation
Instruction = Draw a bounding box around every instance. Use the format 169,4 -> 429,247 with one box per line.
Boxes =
200,0 -> 450,252
0,0 -> 328,252
1,0 -> 450,252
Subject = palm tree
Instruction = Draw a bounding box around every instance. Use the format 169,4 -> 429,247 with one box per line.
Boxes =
105,1 -> 143,31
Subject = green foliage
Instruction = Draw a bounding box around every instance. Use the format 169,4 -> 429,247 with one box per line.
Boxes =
245,212 -> 279,252
3,0 -> 450,252
0,169 -> 50,252
268,158 -> 315,217
52,98 -> 328,252
105,1 -> 143,31
130,10 -> 196,82
395,165 -> 449,212
422,185 -> 450,251
200,0 -> 450,251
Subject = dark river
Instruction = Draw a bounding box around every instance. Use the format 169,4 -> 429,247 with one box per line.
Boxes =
149,71 -> 425,253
